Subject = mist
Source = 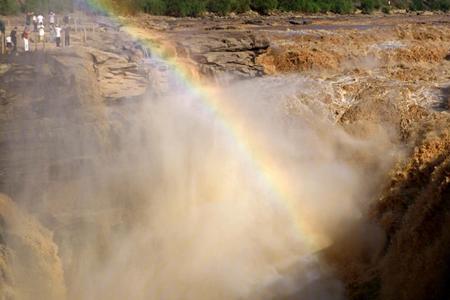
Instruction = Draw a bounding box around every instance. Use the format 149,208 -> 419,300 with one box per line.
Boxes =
4,59 -> 396,299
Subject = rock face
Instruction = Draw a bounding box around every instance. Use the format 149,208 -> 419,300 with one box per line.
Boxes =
0,194 -> 66,300
0,45 -> 151,299
87,48 -> 150,100
174,32 -> 270,78
0,50 -> 101,203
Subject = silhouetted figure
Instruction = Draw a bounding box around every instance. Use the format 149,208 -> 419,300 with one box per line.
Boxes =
64,26 -> 70,46
10,27 -> 17,52
26,12 -> 33,26
0,20 -> 5,54
49,11 -> 56,29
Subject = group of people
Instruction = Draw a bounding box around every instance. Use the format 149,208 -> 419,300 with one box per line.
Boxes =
1,11 -> 72,54
23,11 -> 71,50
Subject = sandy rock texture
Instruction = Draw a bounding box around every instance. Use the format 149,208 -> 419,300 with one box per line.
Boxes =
0,194 -> 65,300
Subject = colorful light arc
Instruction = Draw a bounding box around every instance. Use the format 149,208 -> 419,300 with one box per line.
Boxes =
83,1 -> 329,253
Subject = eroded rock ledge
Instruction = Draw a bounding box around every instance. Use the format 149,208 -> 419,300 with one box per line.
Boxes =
174,32 -> 270,78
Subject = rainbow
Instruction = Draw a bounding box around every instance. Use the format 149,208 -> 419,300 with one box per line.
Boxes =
82,0 -> 330,254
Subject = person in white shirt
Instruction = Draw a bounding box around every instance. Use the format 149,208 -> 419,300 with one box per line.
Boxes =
22,29 -> 29,52
38,24 -> 44,39
38,24 -> 45,49
32,14 -> 38,32
5,36 -> 11,53
37,14 -> 44,25
55,24 -> 61,47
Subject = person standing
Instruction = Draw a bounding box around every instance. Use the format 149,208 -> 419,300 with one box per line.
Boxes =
37,14 -> 44,26
63,15 -> 70,26
26,12 -> 32,26
49,11 -> 56,29
22,28 -> 30,52
38,24 -> 45,49
0,20 -> 5,55
5,36 -> 12,54
55,24 -> 61,47
64,26 -> 70,47
32,14 -> 38,32
10,27 -> 17,52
